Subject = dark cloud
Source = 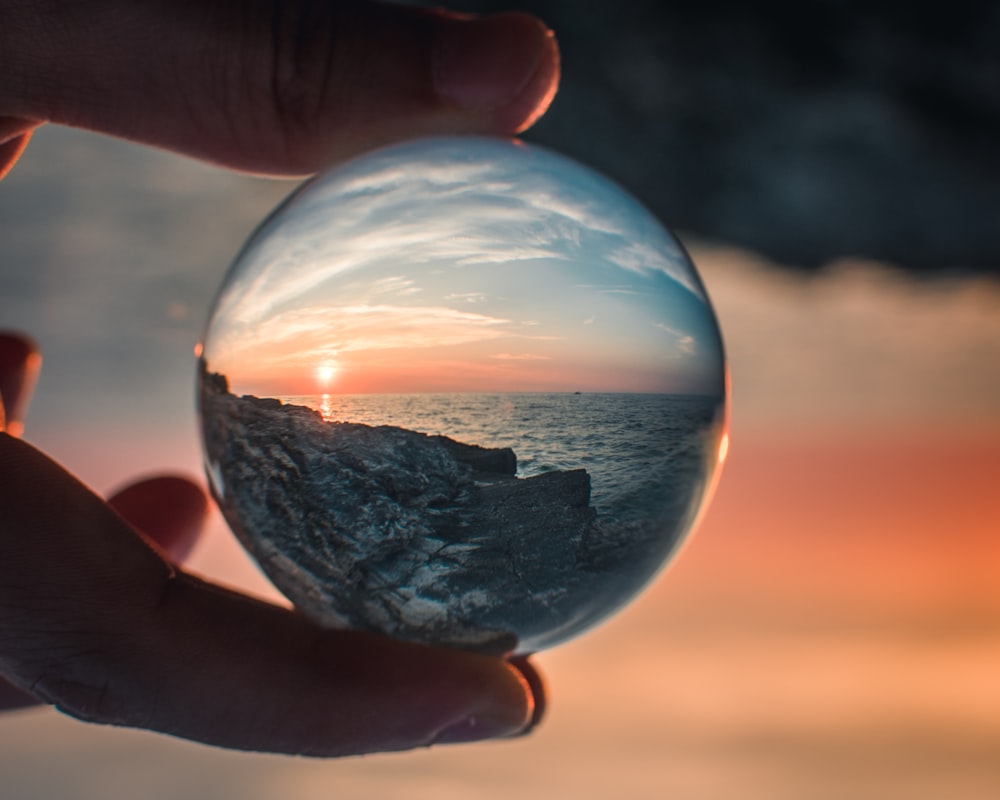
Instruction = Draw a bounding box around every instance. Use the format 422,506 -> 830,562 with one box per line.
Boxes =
435,0 -> 1000,273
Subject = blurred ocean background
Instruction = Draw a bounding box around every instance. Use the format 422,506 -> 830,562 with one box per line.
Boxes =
3,4 -> 1000,793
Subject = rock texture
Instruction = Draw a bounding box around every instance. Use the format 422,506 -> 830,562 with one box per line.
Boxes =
200,376 -> 655,654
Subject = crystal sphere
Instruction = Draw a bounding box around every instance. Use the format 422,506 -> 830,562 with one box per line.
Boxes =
198,137 -> 728,655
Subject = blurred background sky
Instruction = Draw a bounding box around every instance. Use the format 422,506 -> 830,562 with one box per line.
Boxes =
1,3 -> 999,798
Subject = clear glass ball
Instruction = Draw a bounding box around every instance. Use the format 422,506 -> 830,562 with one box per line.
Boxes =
198,137 -> 728,655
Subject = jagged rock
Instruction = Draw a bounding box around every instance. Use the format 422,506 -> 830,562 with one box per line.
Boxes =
199,380 -> 643,654
431,435 -> 517,477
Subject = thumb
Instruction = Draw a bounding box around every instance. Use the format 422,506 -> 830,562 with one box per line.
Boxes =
2,1 -> 559,175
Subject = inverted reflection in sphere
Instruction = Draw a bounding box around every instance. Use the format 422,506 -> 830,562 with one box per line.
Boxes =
199,137 -> 728,655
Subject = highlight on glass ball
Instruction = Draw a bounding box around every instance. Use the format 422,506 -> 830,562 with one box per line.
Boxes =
198,136 -> 728,656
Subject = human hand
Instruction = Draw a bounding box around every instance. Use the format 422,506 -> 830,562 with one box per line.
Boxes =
0,0 -> 558,754
0,332 -> 544,754
0,0 -> 559,178
0,332 -> 211,711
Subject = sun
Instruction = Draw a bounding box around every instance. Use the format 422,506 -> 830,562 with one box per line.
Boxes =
315,362 -> 340,389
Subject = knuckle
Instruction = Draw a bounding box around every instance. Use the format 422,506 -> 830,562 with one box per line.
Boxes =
266,0 -> 345,143
196,0 -> 348,169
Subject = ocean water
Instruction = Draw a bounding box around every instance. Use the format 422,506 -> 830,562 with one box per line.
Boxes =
204,390 -> 730,652
280,391 -> 725,527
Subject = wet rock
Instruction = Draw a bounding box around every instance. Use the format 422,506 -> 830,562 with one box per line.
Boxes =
200,382 -> 612,652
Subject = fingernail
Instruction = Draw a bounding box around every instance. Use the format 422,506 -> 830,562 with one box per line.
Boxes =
432,710 -> 530,745
434,13 -> 552,113
507,657 -> 547,736
432,660 -> 536,746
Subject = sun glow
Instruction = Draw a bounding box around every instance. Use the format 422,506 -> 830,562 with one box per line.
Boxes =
315,363 -> 339,389
718,432 -> 730,465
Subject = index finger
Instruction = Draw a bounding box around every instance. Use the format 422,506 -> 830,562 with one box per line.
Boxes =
2,1 -> 559,176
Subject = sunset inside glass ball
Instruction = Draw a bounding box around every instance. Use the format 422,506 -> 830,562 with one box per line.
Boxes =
198,137 -> 728,655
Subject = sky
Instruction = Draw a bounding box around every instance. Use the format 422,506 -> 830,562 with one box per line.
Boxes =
203,138 -> 724,397
1,127 -> 999,799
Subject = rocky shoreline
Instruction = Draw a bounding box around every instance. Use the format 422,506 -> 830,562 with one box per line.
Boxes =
200,374 -> 660,653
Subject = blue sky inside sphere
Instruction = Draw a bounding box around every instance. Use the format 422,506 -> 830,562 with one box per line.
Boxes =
204,137 -> 726,397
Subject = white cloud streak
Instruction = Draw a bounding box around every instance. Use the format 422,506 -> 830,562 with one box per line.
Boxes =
490,353 -> 553,361
210,138 -> 709,338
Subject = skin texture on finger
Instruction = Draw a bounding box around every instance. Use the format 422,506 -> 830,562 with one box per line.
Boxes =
1,0 -> 559,176
0,679 -> 39,710
0,434 -> 537,753
107,476 -> 209,562
0,332 -> 42,438
0,475 -> 208,711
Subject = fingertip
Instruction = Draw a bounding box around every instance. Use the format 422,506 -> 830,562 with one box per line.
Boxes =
509,24 -> 560,133
0,331 -> 42,438
349,632 -> 535,749
432,12 -> 560,133
284,6 -> 562,171
108,475 -> 208,561
507,656 -> 547,735
429,655 -> 536,746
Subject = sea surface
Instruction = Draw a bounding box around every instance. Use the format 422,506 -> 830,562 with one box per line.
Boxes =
279,392 -> 726,526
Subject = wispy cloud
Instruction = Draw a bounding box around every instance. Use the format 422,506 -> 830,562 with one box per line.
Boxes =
606,241 -> 702,298
653,322 -> 697,356
652,322 -> 687,337
367,275 -> 422,298
206,138 -> 716,388
216,138 -> 708,326
490,352 -> 553,361
210,301 -> 570,379
574,284 -> 639,296
445,292 -> 488,303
